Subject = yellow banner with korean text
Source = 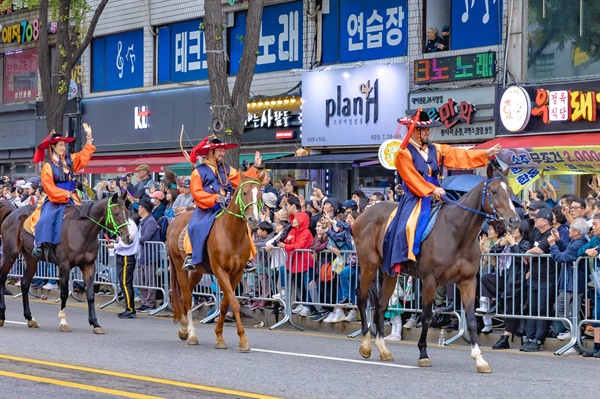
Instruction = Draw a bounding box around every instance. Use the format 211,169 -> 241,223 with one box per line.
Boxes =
495,146 -> 600,192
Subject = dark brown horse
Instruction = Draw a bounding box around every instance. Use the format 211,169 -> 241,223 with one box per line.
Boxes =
167,173 -> 263,350
0,193 -> 131,333
353,164 -> 520,372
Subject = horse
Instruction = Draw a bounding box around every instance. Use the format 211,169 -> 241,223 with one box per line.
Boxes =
353,164 -> 520,373
167,173 -> 263,350
0,193 -> 131,333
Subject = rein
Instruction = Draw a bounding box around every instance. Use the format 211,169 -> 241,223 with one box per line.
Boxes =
70,197 -> 129,235
441,176 -> 502,221
216,180 -> 262,220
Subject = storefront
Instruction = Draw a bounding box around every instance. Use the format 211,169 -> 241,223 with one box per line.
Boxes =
475,82 -> 600,197
268,63 -> 409,200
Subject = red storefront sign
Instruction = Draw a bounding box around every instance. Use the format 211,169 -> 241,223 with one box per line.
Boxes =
3,49 -> 39,103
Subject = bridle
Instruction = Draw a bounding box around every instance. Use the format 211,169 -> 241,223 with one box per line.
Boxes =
71,196 -> 129,235
216,180 -> 263,220
441,177 -> 503,221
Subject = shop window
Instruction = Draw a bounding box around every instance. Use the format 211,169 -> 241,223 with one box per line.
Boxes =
527,0 -> 600,81
423,0 -> 501,53
2,49 -> 39,104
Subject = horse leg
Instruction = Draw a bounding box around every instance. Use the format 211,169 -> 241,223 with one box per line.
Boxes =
184,272 -> 202,345
0,251 -> 19,327
374,275 -> 397,362
20,255 -> 39,328
357,265 -> 376,359
417,279 -> 437,367
82,264 -> 104,334
217,267 -> 250,351
56,265 -> 72,332
458,277 -> 491,373
214,288 -> 230,350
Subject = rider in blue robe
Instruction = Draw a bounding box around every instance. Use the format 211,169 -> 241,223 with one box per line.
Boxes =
382,112 -> 500,276
182,137 -> 261,271
32,125 -> 96,257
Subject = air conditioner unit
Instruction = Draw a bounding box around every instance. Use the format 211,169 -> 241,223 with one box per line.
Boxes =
224,12 -> 234,28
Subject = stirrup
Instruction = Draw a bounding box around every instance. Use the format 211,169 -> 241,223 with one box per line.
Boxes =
182,255 -> 196,271
32,245 -> 43,258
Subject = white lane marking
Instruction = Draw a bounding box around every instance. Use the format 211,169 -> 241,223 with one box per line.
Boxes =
4,321 -> 28,325
251,348 -> 418,369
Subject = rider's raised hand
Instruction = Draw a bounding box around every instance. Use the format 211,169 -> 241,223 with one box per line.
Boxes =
254,151 -> 263,168
485,144 -> 501,158
83,123 -> 93,142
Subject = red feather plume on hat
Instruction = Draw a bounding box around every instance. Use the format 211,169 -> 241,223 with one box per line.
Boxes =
33,133 -> 52,163
189,135 -> 212,164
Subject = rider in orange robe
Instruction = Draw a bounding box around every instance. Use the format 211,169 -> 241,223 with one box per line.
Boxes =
32,123 -> 96,257
382,112 -> 501,276
182,137 -> 262,271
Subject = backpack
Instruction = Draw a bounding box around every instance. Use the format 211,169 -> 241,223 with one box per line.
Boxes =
156,216 -> 170,242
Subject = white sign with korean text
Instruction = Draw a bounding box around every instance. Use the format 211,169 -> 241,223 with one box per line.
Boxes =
301,64 -> 408,147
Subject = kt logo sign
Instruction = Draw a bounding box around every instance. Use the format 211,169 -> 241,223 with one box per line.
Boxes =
135,106 -> 149,129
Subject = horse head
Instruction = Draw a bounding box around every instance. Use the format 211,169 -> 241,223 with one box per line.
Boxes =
229,174 -> 263,230
92,193 -> 132,245
483,163 -> 520,232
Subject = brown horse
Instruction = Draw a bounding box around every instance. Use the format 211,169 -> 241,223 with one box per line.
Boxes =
353,164 -> 520,372
0,193 -> 131,333
167,173 -> 263,350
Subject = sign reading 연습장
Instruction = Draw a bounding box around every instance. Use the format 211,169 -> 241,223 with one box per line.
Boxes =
301,63 -> 408,147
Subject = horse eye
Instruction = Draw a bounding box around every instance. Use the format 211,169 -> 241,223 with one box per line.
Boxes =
491,190 -> 498,195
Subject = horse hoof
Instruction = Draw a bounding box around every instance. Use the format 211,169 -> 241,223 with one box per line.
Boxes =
188,336 -> 198,345
359,345 -> 371,359
0,320 -> 4,327
477,364 -> 492,373
27,320 -> 39,328
178,330 -> 189,341
380,352 -> 395,362
59,324 -> 71,332
93,327 -> 105,335
418,358 -> 431,367
215,340 -> 227,349
238,341 -> 251,352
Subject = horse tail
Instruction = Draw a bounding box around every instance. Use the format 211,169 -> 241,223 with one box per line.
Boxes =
169,253 -> 186,323
0,201 -> 17,228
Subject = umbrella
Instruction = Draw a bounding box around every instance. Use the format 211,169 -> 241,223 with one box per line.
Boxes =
441,174 -> 484,193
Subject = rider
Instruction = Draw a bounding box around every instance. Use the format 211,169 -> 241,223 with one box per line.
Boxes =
32,123 -> 96,257
182,136 -> 262,271
382,111 -> 501,276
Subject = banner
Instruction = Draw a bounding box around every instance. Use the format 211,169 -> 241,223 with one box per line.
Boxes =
495,147 -> 600,192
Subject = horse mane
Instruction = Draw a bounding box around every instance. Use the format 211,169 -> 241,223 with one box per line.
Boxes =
64,200 -> 95,220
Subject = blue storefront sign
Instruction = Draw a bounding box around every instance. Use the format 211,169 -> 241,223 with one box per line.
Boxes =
92,29 -> 144,92
322,0 -> 408,64
229,1 -> 303,74
157,19 -> 208,84
451,0 -> 502,50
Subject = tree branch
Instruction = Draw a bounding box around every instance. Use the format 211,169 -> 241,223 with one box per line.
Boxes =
70,0 -> 110,70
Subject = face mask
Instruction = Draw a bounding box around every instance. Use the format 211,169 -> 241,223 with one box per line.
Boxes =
5,194 -> 10,199
145,189 -> 150,195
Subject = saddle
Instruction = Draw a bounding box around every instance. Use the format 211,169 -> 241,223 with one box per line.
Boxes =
23,203 -> 43,235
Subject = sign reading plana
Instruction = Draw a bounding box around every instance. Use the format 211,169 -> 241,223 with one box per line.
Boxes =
414,52 -> 495,83
302,64 -> 407,146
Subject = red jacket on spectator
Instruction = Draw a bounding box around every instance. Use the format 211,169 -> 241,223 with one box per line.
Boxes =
283,212 -> 314,273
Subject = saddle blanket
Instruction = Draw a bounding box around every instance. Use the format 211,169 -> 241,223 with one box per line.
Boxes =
23,203 -> 43,235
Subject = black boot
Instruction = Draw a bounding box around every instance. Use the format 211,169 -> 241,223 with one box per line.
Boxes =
492,335 -> 510,350
182,255 -> 196,271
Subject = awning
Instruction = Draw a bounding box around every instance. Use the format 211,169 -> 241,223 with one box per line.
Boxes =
473,132 -> 600,149
266,152 -> 377,170
77,154 -> 188,175
164,152 -> 293,176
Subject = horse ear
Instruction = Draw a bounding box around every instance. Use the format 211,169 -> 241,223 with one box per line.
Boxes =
120,191 -> 131,207
111,192 -> 120,203
486,163 -> 495,179
257,170 -> 266,183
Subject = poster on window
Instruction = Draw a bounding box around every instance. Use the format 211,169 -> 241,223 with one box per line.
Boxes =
229,1 -> 303,74
451,0 -> 502,50
3,49 -> 39,103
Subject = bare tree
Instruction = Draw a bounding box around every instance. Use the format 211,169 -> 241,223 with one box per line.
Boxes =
203,0 -> 264,168
0,0 -> 109,135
